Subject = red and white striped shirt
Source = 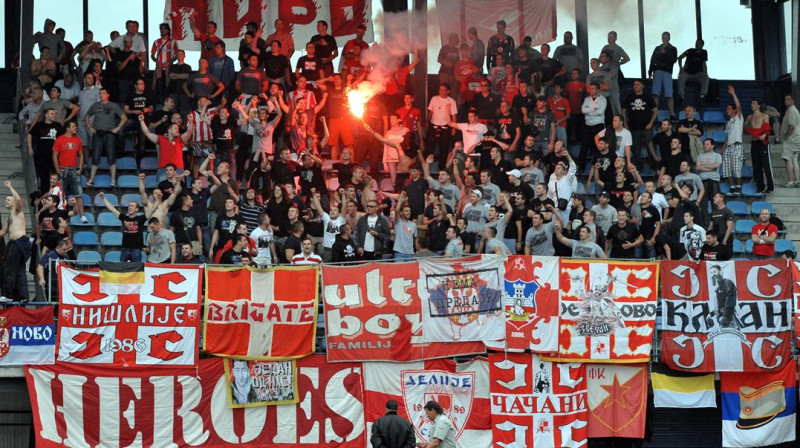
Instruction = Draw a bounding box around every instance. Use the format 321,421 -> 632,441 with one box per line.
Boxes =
152,37 -> 179,66
289,88 -> 317,109
191,108 -> 217,142
291,253 -> 322,265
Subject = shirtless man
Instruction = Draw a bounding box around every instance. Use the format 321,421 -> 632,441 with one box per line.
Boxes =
138,172 -> 185,225
0,181 -> 33,302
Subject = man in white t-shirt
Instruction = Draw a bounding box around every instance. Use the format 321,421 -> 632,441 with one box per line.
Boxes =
446,107 -> 487,154
249,213 -> 275,267
312,192 -> 346,262
595,114 -> 633,170
427,83 -> 458,165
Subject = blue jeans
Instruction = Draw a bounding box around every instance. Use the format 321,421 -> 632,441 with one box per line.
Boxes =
393,251 -> 414,260
503,238 -> 518,254
653,70 -> 673,97
120,248 -> 142,263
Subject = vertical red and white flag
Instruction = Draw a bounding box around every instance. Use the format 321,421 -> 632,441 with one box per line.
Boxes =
204,266 -> 318,359
586,363 -> 648,439
503,255 -> 560,353
791,260 -> 800,348
489,352 -> 588,447
363,358 -> 492,447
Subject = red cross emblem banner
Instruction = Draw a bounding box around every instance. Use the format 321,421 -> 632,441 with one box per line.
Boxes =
321,262 -> 486,362
57,263 -> 202,367
503,255 -> 561,353
163,1 -> 374,52
661,260 -> 793,372
489,352 -> 588,448
204,266 -> 319,360
548,260 -> 659,363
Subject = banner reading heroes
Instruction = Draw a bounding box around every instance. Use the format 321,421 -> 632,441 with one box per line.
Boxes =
25,355 -> 365,448
204,266 -> 318,359
551,260 -> 658,363
57,264 -> 201,366
321,262 -> 485,362
661,260 -> 793,372
489,352 -> 587,448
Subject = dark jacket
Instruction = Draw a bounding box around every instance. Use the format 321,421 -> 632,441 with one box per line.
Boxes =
353,213 -> 391,253
370,411 -> 416,448
331,235 -> 361,263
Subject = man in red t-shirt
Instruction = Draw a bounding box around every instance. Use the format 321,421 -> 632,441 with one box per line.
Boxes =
139,114 -> 194,170
52,120 -> 87,221
565,68 -> 586,142
548,84 -> 572,145
751,208 -> 778,258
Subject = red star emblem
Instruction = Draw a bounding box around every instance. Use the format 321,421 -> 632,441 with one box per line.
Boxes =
601,374 -> 633,409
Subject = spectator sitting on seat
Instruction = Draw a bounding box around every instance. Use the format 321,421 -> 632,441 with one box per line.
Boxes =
99,191 -> 146,262
292,237 -> 322,265
751,208 -> 778,259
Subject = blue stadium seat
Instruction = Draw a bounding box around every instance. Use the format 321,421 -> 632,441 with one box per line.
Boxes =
104,251 -> 121,262
586,182 -> 596,195
678,111 -> 687,120
734,219 -> 755,234
145,175 -> 158,189
712,131 -> 727,144
101,232 -> 123,246
703,110 -> 727,124
719,182 -> 730,194
74,231 -> 98,245
97,157 -> 110,170
121,193 -> 141,207
745,240 -> 754,253
741,183 -> 764,198
117,175 -> 140,189
727,201 -> 749,216
741,165 -> 753,179
749,201 -> 774,215
116,157 -> 138,171
70,213 -> 95,227
97,212 -> 122,227
576,183 -> 587,195
94,193 -> 117,207
657,110 -> 670,121
140,157 -> 158,171
77,250 -> 101,262
72,194 -> 91,206
733,240 -> 744,254
90,174 -> 112,189
640,164 -> 656,178
775,239 -> 796,253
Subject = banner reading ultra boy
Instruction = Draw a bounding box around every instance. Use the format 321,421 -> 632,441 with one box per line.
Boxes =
661,260 -> 793,372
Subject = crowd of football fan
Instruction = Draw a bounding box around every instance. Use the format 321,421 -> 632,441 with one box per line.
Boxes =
2,16 -> 799,302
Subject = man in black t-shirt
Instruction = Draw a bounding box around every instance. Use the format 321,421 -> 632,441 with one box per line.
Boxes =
167,50 -> 192,114
220,234 -> 248,265
708,192 -> 734,247
263,40 -> 291,88
169,194 -> 201,247
622,80 -> 657,168
99,191 -> 147,262
117,78 -> 153,161
606,209 -> 642,258
37,195 -> 68,246
635,192 -> 661,259
699,232 -> 732,261
27,108 -> 64,191
210,198 -> 243,261
296,42 -> 324,83
677,39 -> 709,100
114,36 -> 144,103
310,21 -> 338,77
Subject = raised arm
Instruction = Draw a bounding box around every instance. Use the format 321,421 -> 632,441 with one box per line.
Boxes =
5,180 -> 22,212
138,115 -> 159,144
138,173 -> 151,207
98,191 -> 121,218
180,113 -> 195,143
728,86 -> 742,118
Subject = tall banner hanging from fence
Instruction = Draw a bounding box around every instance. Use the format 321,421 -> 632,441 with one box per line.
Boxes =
419,255 -> 505,343
661,260 -> 793,372
204,266 -> 318,360
25,355 -> 365,448
0,306 -> 55,366
363,358 -> 492,448
163,1 -> 373,52
791,261 -> 800,347
489,352 -> 588,447
548,260 -> 658,363
321,262 -> 486,362
503,255 -> 560,353
57,263 -> 202,367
